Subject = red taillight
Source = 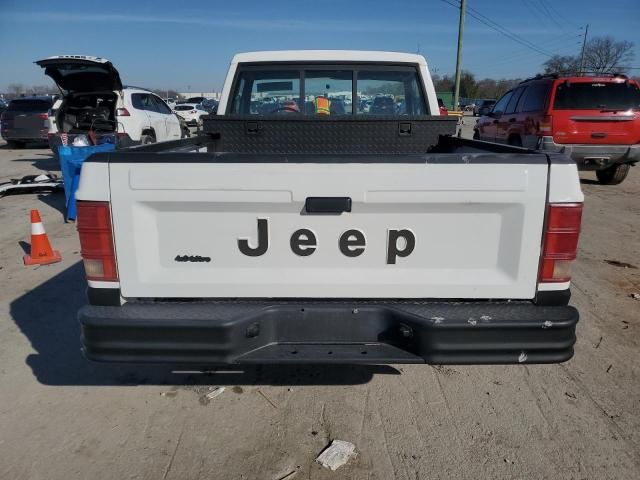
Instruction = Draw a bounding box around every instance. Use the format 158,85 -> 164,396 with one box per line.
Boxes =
191,110 -> 197,114
37,113 -> 48,120
539,203 -> 583,283
537,115 -> 553,135
116,108 -> 130,116
77,201 -> 118,282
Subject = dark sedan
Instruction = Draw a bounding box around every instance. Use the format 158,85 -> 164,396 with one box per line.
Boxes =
473,99 -> 496,117
0,97 -> 53,147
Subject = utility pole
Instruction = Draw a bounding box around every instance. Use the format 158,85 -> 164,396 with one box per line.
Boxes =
579,24 -> 589,76
453,0 -> 467,111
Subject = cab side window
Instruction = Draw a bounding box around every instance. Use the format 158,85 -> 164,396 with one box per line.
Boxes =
492,91 -> 513,115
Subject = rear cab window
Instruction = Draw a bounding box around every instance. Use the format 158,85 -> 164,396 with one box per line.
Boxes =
229,64 -> 428,115
552,80 -> 640,111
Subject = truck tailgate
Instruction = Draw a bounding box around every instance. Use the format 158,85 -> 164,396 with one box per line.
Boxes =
108,157 -> 548,299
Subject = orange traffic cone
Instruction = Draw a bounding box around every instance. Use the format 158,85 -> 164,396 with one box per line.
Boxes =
23,210 -> 62,266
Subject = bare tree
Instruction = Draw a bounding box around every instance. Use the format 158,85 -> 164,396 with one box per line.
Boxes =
433,74 -> 454,93
583,37 -> 634,73
541,36 -> 634,75
543,55 -> 580,74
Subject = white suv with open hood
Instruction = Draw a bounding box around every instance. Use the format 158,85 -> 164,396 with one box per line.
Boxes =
36,55 -> 182,151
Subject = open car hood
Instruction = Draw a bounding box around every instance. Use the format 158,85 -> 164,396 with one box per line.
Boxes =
35,55 -> 123,93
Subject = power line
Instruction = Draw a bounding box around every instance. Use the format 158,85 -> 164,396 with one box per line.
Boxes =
466,5 -> 554,55
534,0 -> 565,30
538,0 -> 581,28
481,43 -> 581,71
521,0 -> 547,26
439,0 -> 555,57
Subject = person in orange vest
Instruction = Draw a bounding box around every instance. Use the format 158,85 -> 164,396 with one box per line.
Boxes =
314,95 -> 331,115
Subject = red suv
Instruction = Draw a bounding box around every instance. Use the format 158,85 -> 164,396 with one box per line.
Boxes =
474,73 -> 640,184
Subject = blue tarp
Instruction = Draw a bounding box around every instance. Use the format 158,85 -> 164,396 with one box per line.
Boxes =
58,143 -> 115,220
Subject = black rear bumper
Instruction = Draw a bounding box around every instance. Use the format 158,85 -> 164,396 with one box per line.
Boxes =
79,300 -> 579,365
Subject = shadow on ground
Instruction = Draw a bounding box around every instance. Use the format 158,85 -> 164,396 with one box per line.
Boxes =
580,178 -> 601,185
10,153 -> 59,172
37,191 -> 67,219
10,262 -> 398,387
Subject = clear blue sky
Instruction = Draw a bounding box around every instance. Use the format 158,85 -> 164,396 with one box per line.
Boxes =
0,0 -> 638,92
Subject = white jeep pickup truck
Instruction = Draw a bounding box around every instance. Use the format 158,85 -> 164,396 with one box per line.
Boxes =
75,51 -> 583,365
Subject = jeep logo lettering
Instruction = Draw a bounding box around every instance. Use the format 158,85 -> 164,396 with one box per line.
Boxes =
238,218 -> 415,264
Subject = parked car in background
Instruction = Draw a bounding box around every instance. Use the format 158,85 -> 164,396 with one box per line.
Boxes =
473,99 -> 496,116
474,73 -> 640,184
438,97 -> 448,116
173,103 -> 209,127
0,98 -> 8,116
36,55 -> 182,152
0,96 -> 53,147
186,96 -> 206,104
369,95 -> 396,114
201,98 -> 219,114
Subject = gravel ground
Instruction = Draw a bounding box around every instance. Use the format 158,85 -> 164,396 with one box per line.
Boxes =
0,130 -> 638,480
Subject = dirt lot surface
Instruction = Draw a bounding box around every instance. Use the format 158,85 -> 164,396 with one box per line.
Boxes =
0,130 -> 638,479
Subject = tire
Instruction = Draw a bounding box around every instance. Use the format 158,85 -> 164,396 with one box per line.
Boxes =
596,163 -> 630,185
140,134 -> 155,145
6,140 -> 24,149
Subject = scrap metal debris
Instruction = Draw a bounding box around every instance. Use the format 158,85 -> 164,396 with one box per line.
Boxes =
630,293 -> 640,301
316,440 -> 357,471
257,389 -> 277,409
0,174 -> 63,197
205,386 -> 225,400
276,469 -> 298,480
